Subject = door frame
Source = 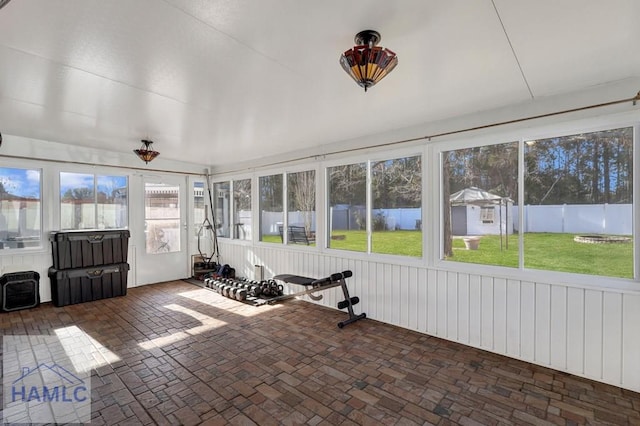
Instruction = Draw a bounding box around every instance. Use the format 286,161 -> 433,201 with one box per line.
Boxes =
136,174 -> 189,285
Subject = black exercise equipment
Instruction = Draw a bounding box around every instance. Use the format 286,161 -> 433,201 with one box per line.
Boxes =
273,270 -> 366,328
201,271 -> 365,328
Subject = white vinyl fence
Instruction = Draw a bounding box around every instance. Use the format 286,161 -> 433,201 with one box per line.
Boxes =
514,204 -> 632,235
261,204 -> 631,236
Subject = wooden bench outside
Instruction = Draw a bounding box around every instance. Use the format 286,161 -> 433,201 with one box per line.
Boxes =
278,225 -> 315,245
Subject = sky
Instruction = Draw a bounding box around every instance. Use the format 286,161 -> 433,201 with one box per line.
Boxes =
59,172 -> 127,196
0,167 -> 41,198
0,170 -> 128,199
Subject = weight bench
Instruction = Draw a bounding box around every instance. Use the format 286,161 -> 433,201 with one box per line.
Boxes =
272,270 -> 366,328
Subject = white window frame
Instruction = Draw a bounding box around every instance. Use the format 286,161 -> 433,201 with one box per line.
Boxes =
58,171 -> 129,231
322,147 -> 425,263
432,111 -> 639,291
0,163 -> 45,253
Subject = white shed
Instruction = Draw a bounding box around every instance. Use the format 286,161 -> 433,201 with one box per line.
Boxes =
450,187 -> 513,237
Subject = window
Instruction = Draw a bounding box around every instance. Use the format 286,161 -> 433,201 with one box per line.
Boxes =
524,127 -> 633,278
259,174 -> 283,243
256,172 -> 316,245
0,167 -> 42,250
480,207 -> 495,223
372,156 -> 422,257
145,183 -> 179,253
233,179 -> 252,240
213,181 -> 230,238
327,163 -> 367,252
287,170 -> 316,246
441,126 -> 634,279
442,142 -> 519,267
193,182 -> 205,233
60,172 -> 128,230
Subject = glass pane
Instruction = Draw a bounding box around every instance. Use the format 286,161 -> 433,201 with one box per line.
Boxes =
327,163 -> 366,252
193,182 -> 205,236
145,183 -> 180,254
0,167 -> 42,249
97,175 -> 128,229
372,156 -> 422,257
60,172 -> 95,230
443,142 -> 519,267
287,170 -> 316,246
233,179 -> 251,240
259,174 -> 283,243
524,127 -> 633,278
213,181 -> 230,238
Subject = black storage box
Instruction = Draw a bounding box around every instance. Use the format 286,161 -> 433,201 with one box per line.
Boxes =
0,271 -> 40,312
48,263 -> 129,307
50,230 -> 130,270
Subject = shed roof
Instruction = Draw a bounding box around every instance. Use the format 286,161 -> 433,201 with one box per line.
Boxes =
450,187 -> 511,206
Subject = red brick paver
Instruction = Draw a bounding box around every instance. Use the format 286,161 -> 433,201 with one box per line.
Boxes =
1,280 -> 639,425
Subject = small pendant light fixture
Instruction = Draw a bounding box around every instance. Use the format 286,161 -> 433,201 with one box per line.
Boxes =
134,139 -> 160,164
340,30 -> 398,92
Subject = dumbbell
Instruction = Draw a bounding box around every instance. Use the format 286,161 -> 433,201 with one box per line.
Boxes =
264,280 -> 281,297
230,286 -> 239,299
249,285 -> 261,297
211,279 -> 220,291
226,285 -> 236,298
260,282 -> 272,297
236,289 -> 247,302
221,284 -> 232,297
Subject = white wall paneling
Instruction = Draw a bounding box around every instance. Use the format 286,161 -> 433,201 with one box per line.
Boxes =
584,290 -> 604,380
566,287 -> 585,376
549,285 -> 567,370
457,273 -> 470,344
505,279 -> 521,358
468,274 -> 482,348
218,240 -> 640,393
480,276 -> 494,350
534,283 -> 551,365
602,292 -> 623,385
520,281 -> 536,362
437,270 -> 448,337
446,271 -> 458,341
427,269 -> 438,336
622,294 -> 640,389
493,278 -> 507,354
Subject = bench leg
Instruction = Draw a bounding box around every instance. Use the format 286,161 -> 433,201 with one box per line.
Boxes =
337,279 -> 366,328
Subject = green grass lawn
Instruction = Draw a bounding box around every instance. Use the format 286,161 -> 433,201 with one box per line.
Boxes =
329,230 -> 423,257
262,231 -> 633,278
450,233 -> 633,278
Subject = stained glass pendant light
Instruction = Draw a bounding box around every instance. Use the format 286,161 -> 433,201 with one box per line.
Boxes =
340,30 -> 398,92
134,139 -> 160,164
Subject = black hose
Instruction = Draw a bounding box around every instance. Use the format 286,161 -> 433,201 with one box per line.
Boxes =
206,176 -> 220,264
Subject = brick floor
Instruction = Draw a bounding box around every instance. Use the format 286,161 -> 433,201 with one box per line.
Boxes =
1,280 -> 639,425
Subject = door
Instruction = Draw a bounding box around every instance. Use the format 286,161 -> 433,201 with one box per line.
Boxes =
137,175 -> 188,285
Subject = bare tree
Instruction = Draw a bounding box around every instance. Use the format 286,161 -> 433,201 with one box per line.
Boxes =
442,154 -> 453,258
288,170 -> 315,235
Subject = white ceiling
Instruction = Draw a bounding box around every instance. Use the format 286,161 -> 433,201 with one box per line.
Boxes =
0,0 -> 639,168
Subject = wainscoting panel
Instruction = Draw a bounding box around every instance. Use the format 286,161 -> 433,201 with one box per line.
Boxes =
622,294 -> 640,389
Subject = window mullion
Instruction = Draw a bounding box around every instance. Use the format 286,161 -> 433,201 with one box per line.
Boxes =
518,139 -> 525,270
366,160 -> 372,254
